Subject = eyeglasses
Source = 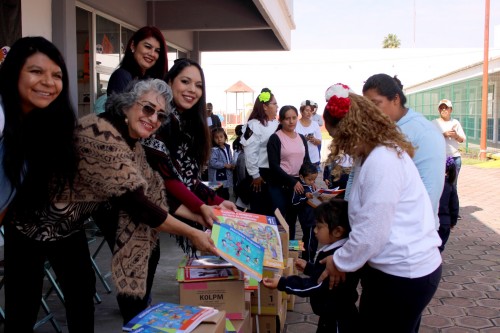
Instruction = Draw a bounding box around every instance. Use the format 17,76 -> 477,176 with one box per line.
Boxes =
136,101 -> 168,123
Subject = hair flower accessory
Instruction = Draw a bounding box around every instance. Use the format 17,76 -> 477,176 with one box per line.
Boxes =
325,83 -> 352,119
446,156 -> 455,167
258,91 -> 271,103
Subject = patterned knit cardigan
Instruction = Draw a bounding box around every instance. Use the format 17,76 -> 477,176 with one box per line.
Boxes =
65,114 -> 167,298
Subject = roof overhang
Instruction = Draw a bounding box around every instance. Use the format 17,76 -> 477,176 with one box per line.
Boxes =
147,0 -> 295,52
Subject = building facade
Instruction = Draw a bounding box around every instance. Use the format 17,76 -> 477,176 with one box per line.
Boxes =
0,0 -> 295,117
405,57 -> 500,150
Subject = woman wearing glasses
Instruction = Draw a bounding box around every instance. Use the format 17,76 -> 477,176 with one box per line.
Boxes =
238,88 -> 279,215
93,79 -> 217,323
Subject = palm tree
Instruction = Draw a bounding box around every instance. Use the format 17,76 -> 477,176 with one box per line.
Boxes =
382,34 -> 401,48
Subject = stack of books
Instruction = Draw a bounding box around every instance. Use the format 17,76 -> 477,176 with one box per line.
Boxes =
176,256 -> 243,282
123,302 -> 218,333
210,209 -> 285,282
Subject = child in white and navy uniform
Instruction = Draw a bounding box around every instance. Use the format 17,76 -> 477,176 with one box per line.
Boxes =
263,199 -> 360,333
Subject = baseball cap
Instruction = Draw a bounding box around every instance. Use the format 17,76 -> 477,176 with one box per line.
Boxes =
438,99 -> 452,108
300,100 -> 313,107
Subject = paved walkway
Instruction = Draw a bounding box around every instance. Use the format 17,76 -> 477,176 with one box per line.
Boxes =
285,164 -> 500,333
1,164 -> 499,332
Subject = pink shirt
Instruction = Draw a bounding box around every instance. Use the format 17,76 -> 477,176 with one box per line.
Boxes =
276,130 -> 305,177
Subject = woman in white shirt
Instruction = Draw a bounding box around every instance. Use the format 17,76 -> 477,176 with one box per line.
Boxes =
295,100 -> 322,171
240,88 -> 279,215
319,84 -> 442,333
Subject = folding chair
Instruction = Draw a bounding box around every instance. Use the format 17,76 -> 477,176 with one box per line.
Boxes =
85,218 -> 112,299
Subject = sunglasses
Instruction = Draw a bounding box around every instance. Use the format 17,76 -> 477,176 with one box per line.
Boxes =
136,101 -> 168,123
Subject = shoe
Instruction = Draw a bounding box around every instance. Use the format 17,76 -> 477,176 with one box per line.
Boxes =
458,215 -> 462,220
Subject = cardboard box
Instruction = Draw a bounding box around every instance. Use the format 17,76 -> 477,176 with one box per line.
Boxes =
251,299 -> 287,333
288,250 -> 300,261
274,209 -> 289,261
192,310 -> 226,333
250,269 -> 283,315
179,279 -> 246,319
226,310 -> 251,333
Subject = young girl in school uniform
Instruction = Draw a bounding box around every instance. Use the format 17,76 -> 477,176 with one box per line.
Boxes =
208,127 -> 234,200
437,157 -> 459,252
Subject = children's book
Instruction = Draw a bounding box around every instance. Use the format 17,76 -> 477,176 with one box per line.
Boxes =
201,181 -> 223,191
289,240 -> 305,251
123,302 -> 217,333
177,256 -> 243,282
212,209 -> 284,270
225,318 -> 237,333
131,325 -> 170,333
307,188 -> 345,208
211,220 -> 265,281
244,274 -> 259,291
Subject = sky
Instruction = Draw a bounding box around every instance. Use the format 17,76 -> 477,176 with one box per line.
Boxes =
201,0 -> 500,118
292,0 -> 500,49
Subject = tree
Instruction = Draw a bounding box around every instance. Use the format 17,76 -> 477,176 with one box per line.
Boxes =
382,34 -> 401,48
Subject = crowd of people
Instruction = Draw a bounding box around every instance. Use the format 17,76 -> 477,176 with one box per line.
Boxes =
0,26 -> 466,333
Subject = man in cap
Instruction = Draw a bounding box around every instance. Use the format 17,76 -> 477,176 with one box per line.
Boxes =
432,99 -> 465,181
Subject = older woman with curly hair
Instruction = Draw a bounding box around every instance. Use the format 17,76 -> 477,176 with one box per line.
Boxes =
318,84 -> 442,333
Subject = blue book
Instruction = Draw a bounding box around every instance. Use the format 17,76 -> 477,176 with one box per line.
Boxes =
211,221 -> 265,281
123,302 -> 217,333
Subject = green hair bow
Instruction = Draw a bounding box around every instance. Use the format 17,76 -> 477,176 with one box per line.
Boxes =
258,91 -> 271,103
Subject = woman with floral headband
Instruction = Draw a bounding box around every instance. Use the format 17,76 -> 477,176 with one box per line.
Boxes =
318,84 -> 442,333
240,88 -> 279,215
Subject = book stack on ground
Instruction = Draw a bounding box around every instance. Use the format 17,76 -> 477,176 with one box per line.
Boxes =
122,302 -> 218,333
177,255 -> 247,320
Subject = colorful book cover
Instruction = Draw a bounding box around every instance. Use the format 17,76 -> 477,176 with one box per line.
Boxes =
289,240 -> 305,251
212,209 -> 284,269
177,256 -> 243,282
131,325 -> 170,333
307,188 -> 345,208
123,302 -> 217,333
225,318 -> 237,333
211,221 -> 265,281
244,274 -> 259,290
184,256 -> 233,268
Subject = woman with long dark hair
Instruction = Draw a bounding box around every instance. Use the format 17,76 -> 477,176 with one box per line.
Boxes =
143,58 -> 236,215
107,26 -> 168,95
1,36 -> 93,333
239,88 -> 279,215
267,105 -> 310,239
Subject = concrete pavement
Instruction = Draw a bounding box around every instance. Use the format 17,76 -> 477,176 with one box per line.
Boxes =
0,164 -> 499,332
285,164 -> 500,333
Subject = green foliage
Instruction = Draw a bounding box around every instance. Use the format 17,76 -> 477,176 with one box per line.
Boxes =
382,33 -> 401,48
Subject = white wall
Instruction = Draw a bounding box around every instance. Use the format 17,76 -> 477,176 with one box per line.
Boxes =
22,0 -> 52,39
495,25 -> 500,50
